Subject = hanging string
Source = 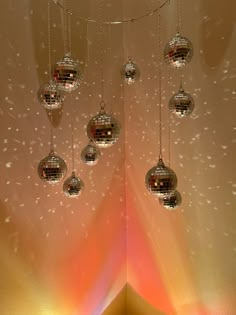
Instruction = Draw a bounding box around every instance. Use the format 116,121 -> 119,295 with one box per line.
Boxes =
108,23 -> 113,112
70,110 -> 75,172
49,110 -> 54,152
63,0 -> 69,55
98,0 -> 105,109
177,0 -> 182,33
47,0 -> 52,80
68,6 -> 72,55
179,67 -> 184,89
47,0 -> 54,153
157,0 -> 163,159
53,0 -> 170,25
167,96 -> 171,166
164,50 -> 171,166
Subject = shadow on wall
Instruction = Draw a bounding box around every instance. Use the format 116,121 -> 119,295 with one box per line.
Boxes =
199,0 -> 236,69
29,0 -> 88,127
102,284 -> 167,315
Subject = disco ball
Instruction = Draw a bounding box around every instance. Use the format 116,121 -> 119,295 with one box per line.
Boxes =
52,54 -> 81,92
145,158 -> 177,197
122,59 -> 139,85
164,33 -> 193,68
38,150 -> 67,184
63,171 -> 84,198
38,81 -> 65,110
81,141 -> 101,166
169,86 -> 194,117
87,110 -> 121,148
159,190 -> 182,210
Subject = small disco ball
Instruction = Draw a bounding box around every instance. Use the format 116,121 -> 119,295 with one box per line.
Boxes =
38,81 -> 65,110
87,110 -> 121,148
159,190 -> 182,210
169,86 -> 194,117
164,33 -> 193,68
63,171 -> 84,198
38,150 -> 67,184
52,54 -> 81,92
145,158 -> 177,197
81,141 -> 101,166
122,59 -> 139,85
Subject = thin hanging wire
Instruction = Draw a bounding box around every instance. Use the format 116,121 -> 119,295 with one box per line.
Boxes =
49,110 -> 54,152
47,0 -> 52,80
108,23 -> 113,112
167,96 -> 171,166
157,1 -> 163,159
53,0 -> 170,25
180,68 -> 184,89
68,6 -> 72,55
63,0 -> 69,55
165,56 -> 171,166
48,0 -> 55,153
70,111 -> 75,172
177,0 -> 182,33
98,0 -> 105,110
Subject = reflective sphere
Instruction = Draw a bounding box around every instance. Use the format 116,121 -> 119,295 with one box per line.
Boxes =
159,190 -> 182,210
52,54 -> 81,92
38,150 -> 67,184
81,141 -> 101,166
164,33 -> 193,68
122,59 -> 139,85
169,86 -> 194,117
38,81 -> 64,110
87,110 -> 121,148
63,171 -> 84,198
145,158 -> 177,197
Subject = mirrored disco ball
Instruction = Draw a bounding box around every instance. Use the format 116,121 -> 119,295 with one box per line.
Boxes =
63,171 -> 84,198
52,54 -> 81,92
122,59 -> 139,85
159,190 -> 182,210
164,33 -> 193,68
38,81 -> 64,110
145,158 -> 177,197
169,86 -> 194,117
81,141 -> 101,166
87,110 -> 121,148
38,150 -> 67,184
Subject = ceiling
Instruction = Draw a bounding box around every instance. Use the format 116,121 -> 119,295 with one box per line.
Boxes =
0,0 -> 236,314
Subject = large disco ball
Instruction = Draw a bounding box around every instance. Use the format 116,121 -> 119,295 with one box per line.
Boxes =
52,54 -> 81,92
87,110 -> 121,148
63,171 -> 84,198
164,33 -> 193,68
169,86 -> 194,117
38,150 -> 67,184
122,59 -> 139,85
38,81 -> 65,110
81,141 -> 101,166
159,190 -> 182,210
145,158 -> 177,197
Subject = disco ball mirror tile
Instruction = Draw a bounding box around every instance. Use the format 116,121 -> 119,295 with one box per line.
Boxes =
145,158 -> 178,197
87,110 -> 121,148
164,33 -> 193,68
63,171 -> 84,198
81,141 -> 101,165
169,86 -> 194,117
52,54 -> 81,92
159,190 -> 182,210
38,150 -> 67,184
38,81 -> 65,110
